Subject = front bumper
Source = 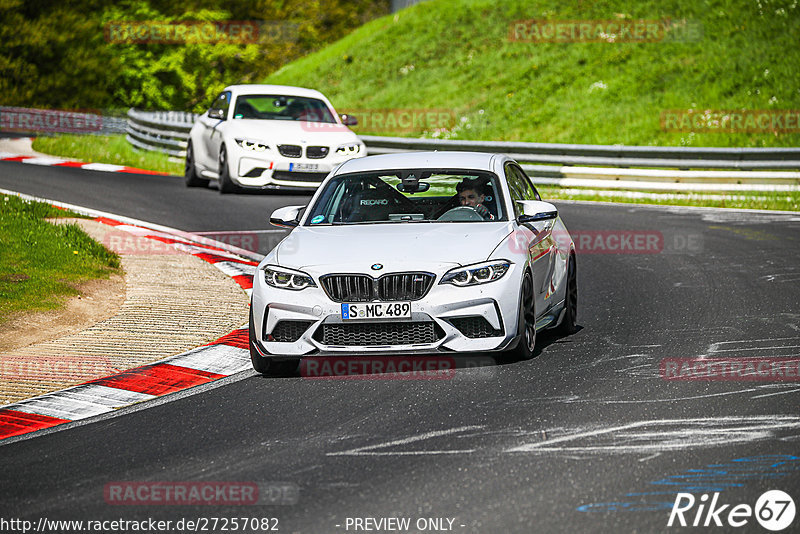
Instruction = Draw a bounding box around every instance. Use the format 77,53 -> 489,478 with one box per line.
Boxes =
230,146 -> 363,189
250,265 -> 524,357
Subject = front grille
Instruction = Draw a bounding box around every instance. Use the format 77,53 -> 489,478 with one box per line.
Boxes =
449,316 -> 504,338
377,273 -> 434,301
321,274 -> 373,302
271,171 -> 328,183
313,321 -> 442,346
277,144 -> 302,158
269,320 -> 314,342
306,146 -> 329,159
321,273 -> 435,303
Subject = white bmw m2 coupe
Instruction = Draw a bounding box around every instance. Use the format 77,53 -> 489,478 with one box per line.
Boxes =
185,84 -> 365,193
249,151 -> 578,375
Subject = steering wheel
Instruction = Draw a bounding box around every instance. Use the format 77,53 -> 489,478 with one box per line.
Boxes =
436,206 -> 485,222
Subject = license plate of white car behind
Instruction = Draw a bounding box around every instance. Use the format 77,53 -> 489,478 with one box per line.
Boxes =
341,302 -> 411,320
291,163 -> 319,172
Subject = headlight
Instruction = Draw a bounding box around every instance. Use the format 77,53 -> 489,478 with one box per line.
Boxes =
263,265 -> 316,290
440,260 -> 511,287
235,138 -> 269,152
335,142 -> 363,155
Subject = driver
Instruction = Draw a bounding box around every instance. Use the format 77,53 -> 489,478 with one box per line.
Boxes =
456,177 -> 494,220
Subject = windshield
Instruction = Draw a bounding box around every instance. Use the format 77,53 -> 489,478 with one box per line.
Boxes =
304,170 -> 507,225
232,94 -> 337,123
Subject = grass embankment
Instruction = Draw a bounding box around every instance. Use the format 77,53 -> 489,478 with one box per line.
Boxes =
0,195 -> 120,323
538,187 -> 800,211
32,134 -> 183,176
265,0 -> 800,147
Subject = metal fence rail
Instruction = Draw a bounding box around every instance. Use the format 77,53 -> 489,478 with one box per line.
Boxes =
125,109 -> 800,190
360,135 -> 800,170
126,109 -> 197,158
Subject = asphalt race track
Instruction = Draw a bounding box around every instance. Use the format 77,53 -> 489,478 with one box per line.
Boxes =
1,161 -> 800,533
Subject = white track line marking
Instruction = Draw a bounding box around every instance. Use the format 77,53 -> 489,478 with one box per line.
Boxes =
710,345 -> 800,353
21,157 -> 69,166
569,389 -> 761,403
505,416 -> 800,454
751,388 -> 800,399
712,337 -> 800,346
80,163 -> 126,172
328,425 -> 484,456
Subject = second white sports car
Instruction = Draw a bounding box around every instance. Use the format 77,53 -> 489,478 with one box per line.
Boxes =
185,84 -> 366,193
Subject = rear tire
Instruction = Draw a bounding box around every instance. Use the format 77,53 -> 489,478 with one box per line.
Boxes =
556,254 -> 578,335
218,145 -> 238,194
249,307 -> 299,376
506,272 -> 536,360
184,142 -> 209,188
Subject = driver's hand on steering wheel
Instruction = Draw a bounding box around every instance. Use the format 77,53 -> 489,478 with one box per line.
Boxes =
473,203 -> 494,220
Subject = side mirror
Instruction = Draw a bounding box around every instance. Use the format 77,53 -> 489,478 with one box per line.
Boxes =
208,108 -> 226,120
340,114 -> 358,126
517,200 -> 558,224
269,205 -> 306,228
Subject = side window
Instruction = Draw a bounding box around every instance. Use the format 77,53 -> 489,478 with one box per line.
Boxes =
504,163 -> 527,217
510,165 -> 541,201
209,91 -> 231,116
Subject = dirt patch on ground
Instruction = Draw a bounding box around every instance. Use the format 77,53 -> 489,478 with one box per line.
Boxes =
0,274 -> 126,352
0,137 -> 48,157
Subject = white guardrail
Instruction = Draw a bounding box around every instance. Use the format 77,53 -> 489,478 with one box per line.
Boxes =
127,109 -> 800,191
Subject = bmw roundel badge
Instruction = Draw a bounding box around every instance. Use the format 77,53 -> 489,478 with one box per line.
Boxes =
371,263 -> 383,271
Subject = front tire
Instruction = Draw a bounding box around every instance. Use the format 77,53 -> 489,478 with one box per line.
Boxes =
184,142 -> 209,188
506,272 -> 536,360
218,145 -> 238,194
249,307 -> 299,376
556,254 -> 578,335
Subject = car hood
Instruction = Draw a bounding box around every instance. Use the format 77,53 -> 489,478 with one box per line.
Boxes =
275,222 -> 515,273
224,119 -> 359,145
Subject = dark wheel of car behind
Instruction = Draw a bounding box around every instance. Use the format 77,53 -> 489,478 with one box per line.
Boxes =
184,142 -> 209,188
506,272 -> 536,360
218,145 -> 238,194
248,308 -> 299,377
556,253 -> 579,335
